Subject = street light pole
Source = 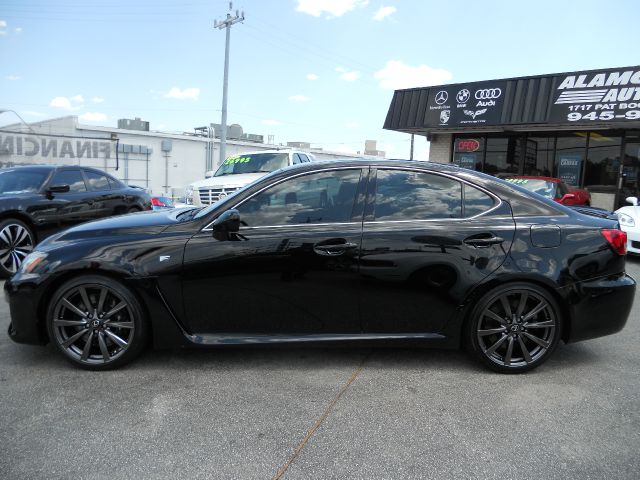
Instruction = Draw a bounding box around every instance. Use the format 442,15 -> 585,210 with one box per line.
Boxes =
214,2 -> 244,166
0,109 -> 37,134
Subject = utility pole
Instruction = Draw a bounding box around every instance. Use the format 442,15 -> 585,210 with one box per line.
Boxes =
410,134 -> 415,160
214,2 -> 244,166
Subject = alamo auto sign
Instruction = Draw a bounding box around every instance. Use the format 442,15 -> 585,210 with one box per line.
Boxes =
425,81 -> 507,127
549,67 -> 640,123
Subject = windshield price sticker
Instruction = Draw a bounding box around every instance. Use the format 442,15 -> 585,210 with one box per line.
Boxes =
505,178 -> 529,184
223,156 -> 252,165
549,68 -> 640,123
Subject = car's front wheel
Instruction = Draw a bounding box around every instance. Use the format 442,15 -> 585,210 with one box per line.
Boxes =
46,275 -> 148,370
466,283 -> 562,373
0,218 -> 35,278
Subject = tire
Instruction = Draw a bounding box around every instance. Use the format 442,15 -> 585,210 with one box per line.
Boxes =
46,275 -> 149,370
465,283 -> 562,374
0,218 -> 35,278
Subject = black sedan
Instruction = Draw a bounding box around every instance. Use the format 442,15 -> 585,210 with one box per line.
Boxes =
5,160 -> 635,373
0,165 -> 151,277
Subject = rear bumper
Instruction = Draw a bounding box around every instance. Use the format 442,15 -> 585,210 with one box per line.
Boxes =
564,273 -> 635,343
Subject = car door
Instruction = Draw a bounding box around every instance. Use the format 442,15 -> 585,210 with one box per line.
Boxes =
38,168 -> 99,231
359,167 -> 516,334
181,167 -> 367,335
82,169 -> 118,218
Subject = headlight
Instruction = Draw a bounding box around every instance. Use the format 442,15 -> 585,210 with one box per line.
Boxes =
19,251 -> 48,274
185,186 -> 195,205
618,213 -> 635,228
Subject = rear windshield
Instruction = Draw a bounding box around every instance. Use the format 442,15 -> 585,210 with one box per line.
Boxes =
213,153 -> 289,177
0,170 -> 49,194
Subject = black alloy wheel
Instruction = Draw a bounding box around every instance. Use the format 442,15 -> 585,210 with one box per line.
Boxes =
47,276 -> 148,370
467,283 -> 561,373
0,219 -> 35,278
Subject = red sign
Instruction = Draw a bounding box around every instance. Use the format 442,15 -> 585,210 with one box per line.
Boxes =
456,139 -> 481,152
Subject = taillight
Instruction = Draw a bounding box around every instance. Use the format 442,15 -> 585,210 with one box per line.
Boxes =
601,229 -> 627,255
151,197 -> 166,207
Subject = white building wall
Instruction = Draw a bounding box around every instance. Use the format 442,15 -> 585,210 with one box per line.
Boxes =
428,134 -> 452,164
0,116 -> 367,199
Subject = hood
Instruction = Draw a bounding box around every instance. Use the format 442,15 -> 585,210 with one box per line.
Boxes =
188,172 -> 267,189
51,209 -> 181,241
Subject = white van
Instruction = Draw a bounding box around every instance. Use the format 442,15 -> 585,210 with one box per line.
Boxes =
184,150 -> 315,206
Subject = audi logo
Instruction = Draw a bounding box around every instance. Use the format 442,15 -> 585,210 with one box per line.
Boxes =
474,88 -> 502,100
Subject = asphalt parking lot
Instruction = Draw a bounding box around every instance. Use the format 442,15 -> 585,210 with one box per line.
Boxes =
1,263 -> 639,480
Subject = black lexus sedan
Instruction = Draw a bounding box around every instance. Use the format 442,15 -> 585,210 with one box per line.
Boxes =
5,160 -> 635,373
0,165 -> 151,277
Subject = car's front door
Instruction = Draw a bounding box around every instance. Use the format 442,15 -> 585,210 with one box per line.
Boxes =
181,167 -> 367,335
359,168 -> 516,334
32,168 -> 99,233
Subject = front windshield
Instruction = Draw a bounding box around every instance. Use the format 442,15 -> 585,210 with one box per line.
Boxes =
505,178 -> 557,199
213,152 -> 288,176
0,170 -> 49,195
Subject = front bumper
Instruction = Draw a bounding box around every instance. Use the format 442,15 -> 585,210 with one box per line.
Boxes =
564,272 -> 636,343
624,227 -> 640,254
5,274 -> 48,345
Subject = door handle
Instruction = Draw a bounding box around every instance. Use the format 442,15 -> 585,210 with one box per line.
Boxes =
463,234 -> 504,247
313,242 -> 358,256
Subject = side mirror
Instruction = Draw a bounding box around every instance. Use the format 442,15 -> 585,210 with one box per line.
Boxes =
47,184 -> 70,195
212,209 -> 240,240
626,196 -> 639,206
560,193 -> 576,203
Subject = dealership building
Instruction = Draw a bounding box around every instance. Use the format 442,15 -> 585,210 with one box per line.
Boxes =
384,65 -> 640,210
0,115 -> 371,199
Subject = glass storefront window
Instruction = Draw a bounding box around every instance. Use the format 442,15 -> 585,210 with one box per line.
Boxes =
523,135 -> 555,176
453,137 -> 483,170
483,137 -> 522,177
555,133 -> 587,187
584,132 -> 622,190
621,131 -> 640,206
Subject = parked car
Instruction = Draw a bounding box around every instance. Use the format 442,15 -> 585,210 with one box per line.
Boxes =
504,176 -> 590,206
184,149 -> 315,206
6,160 -> 634,372
616,196 -> 640,254
151,196 -> 175,210
0,165 -> 151,277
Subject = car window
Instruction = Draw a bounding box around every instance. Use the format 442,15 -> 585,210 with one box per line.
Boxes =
373,170 -> 462,221
51,169 -> 87,192
107,176 -> 122,189
464,184 -> 496,217
301,154 -> 310,163
84,170 -> 111,191
293,153 -> 303,165
237,169 -> 362,227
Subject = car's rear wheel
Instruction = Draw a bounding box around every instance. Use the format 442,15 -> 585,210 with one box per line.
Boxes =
46,275 -> 148,370
466,283 -> 561,373
0,218 -> 35,278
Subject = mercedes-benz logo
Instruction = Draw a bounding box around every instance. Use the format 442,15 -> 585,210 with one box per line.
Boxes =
434,90 -> 448,105
456,89 -> 470,103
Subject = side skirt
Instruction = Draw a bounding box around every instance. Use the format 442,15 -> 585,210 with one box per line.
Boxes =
184,332 -> 448,346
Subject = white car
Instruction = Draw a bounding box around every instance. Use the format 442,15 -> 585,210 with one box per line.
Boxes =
184,149 -> 315,206
616,196 -> 640,254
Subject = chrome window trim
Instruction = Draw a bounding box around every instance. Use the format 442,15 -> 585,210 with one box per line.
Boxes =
202,166 -> 365,231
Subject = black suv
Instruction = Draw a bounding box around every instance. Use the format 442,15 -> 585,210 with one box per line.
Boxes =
0,165 -> 151,277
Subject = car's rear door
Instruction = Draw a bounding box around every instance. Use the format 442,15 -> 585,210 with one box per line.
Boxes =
359,167 -> 516,334
181,167 -> 368,335
41,168 -> 99,230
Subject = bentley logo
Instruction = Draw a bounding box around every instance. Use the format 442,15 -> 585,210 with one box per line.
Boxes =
434,90 -> 448,105
463,109 -> 487,119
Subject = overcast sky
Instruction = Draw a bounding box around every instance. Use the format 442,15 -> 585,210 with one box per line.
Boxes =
1,0 -> 638,160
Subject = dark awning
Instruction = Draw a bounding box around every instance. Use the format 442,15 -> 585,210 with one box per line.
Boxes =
384,65 -> 640,136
